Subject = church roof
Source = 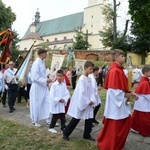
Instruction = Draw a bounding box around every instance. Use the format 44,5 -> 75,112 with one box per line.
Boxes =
22,32 -> 43,40
22,12 -> 84,39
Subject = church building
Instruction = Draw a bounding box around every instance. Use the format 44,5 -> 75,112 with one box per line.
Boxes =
19,0 -> 110,51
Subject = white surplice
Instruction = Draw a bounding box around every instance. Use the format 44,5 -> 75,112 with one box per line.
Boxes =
49,80 -> 70,114
89,74 -> 101,106
30,58 -> 50,122
67,74 -> 95,120
0,71 -> 4,92
104,89 -> 131,120
133,94 -> 150,112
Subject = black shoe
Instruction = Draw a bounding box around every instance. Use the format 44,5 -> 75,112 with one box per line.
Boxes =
13,107 -> 16,110
83,136 -> 95,141
93,119 -> 99,124
92,123 -> 94,127
9,110 -> 13,113
63,133 -> 69,141
3,105 -> 6,108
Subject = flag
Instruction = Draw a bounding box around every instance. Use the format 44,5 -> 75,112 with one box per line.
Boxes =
75,59 -> 86,75
50,54 -> 65,72
66,49 -> 74,67
16,49 -> 33,87
0,30 -> 14,64
15,40 -> 36,87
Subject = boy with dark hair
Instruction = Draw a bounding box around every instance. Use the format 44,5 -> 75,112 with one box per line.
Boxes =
48,70 -> 70,133
131,65 -> 150,136
63,61 -> 96,141
30,48 -> 51,126
97,49 -> 138,150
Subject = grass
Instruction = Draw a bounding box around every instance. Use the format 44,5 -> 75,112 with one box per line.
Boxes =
0,118 -> 98,150
0,83 -> 137,150
0,58 -> 136,149
0,87 -> 106,150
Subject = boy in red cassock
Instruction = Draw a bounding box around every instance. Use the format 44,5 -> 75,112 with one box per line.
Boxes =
97,49 -> 138,150
131,65 -> 150,136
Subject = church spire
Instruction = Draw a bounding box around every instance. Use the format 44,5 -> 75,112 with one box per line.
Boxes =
34,8 -> 40,25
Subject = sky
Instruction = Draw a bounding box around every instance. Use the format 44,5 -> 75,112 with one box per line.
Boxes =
2,0 -> 130,38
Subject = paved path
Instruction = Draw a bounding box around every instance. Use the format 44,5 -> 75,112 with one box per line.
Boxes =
0,103 -> 150,150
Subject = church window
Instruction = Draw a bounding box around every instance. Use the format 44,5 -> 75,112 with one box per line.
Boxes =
54,45 -> 58,50
64,44 -> 68,49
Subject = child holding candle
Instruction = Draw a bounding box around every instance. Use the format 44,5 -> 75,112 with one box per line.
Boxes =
97,49 -> 138,150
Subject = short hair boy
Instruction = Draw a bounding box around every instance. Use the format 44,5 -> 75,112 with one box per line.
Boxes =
48,70 -> 70,133
63,61 -> 96,141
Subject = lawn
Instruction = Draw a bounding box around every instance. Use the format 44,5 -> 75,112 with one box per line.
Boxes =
0,59 -> 137,150
0,88 -> 106,150
0,118 -> 98,150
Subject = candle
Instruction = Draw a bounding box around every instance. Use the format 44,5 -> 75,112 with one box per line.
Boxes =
128,69 -> 132,92
126,69 -> 132,104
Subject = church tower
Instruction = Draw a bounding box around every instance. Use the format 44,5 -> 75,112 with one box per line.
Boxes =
83,0 -> 110,50
34,8 -> 40,25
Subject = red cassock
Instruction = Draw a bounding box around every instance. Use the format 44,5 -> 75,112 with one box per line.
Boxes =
97,62 -> 131,150
62,75 -> 71,113
131,76 -> 150,137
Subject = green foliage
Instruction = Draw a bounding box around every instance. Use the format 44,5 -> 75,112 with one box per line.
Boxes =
99,4 -> 131,52
0,118 -> 98,150
72,27 -> 91,50
128,0 -> 150,64
128,0 -> 150,32
11,30 -> 20,62
0,0 -> 16,31
0,1 -> 20,63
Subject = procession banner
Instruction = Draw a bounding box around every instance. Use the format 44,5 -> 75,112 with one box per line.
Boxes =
66,49 -> 74,67
75,59 -> 86,75
50,54 -> 65,72
16,49 -> 33,87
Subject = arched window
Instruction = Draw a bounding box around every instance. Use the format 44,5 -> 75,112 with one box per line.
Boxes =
54,45 -> 58,50
64,36 -> 67,40
64,44 -> 68,49
55,38 -> 57,41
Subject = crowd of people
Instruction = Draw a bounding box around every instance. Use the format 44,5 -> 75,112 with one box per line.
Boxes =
0,48 -> 150,150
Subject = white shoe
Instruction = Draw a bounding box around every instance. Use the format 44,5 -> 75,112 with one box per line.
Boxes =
55,122 -> 59,127
131,128 -> 139,134
32,122 -> 41,127
48,128 -> 57,133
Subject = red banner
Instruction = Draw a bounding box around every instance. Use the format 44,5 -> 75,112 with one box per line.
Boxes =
0,30 -> 14,64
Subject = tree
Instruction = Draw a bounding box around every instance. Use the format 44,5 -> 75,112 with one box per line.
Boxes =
128,0 -> 150,64
99,2 -> 131,52
11,30 -> 20,62
72,27 -> 91,50
0,0 -> 20,63
0,0 -> 16,31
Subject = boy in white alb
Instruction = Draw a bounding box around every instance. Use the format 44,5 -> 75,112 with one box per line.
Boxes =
63,61 -> 96,141
89,66 -> 101,124
48,70 -> 70,133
